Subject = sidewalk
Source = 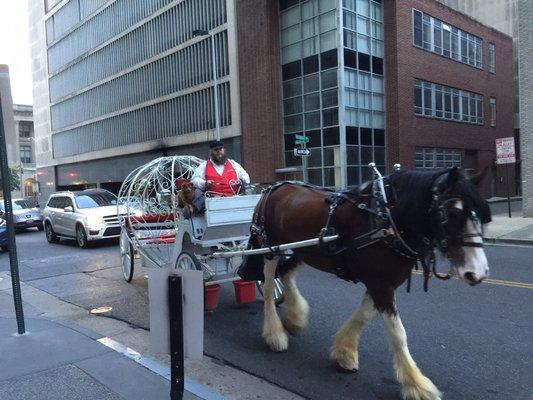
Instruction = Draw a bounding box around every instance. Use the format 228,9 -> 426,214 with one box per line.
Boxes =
484,215 -> 533,245
0,272 -> 303,400
0,316 -> 204,400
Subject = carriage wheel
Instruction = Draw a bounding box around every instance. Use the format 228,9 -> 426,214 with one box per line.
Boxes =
257,278 -> 285,306
174,251 -> 202,272
120,230 -> 135,282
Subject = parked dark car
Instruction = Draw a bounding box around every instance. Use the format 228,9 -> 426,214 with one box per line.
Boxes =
0,199 -> 44,231
0,218 -> 8,251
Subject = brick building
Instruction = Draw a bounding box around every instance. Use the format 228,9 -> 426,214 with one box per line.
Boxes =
28,0 -> 514,199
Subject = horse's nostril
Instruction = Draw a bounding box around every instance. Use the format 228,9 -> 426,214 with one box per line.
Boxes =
464,272 -> 476,283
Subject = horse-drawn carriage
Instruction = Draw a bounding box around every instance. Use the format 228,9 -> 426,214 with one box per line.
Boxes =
118,156 -> 492,399
117,156 -> 284,305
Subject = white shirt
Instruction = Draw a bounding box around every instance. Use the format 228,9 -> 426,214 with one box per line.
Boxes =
192,159 -> 250,190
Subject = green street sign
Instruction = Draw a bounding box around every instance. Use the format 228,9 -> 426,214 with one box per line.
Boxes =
294,135 -> 309,144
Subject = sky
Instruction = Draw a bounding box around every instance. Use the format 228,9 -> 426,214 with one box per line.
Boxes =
0,0 -> 33,105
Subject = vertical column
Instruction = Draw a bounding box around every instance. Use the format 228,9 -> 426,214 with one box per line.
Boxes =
518,0 -> 533,216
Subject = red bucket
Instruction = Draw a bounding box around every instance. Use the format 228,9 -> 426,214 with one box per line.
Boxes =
233,279 -> 256,304
204,284 -> 221,311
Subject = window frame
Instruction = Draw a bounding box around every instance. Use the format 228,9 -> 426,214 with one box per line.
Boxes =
412,8 -> 483,69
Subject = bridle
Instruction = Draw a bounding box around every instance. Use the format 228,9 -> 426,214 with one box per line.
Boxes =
413,174 -> 486,291
430,195 -> 485,252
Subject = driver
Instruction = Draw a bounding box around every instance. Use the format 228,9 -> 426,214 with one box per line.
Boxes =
190,140 -> 250,212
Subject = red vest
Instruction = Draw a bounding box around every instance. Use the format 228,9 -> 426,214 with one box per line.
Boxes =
205,160 -> 238,196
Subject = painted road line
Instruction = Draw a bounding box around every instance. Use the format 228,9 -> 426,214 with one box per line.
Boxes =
411,271 -> 533,289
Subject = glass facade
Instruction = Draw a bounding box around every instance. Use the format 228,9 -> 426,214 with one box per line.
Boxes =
412,9 -> 482,69
46,0 -> 232,159
279,0 -> 385,188
280,0 -> 340,187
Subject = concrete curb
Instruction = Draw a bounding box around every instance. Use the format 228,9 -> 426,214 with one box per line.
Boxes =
486,197 -> 522,204
484,237 -> 533,246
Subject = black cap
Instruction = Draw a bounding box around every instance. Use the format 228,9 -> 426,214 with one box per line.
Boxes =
209,140 -> 224,149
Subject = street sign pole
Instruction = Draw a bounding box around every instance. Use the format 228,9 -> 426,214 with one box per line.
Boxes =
506,163 -> 511,218
0,95 -> 25,334
496,137 -> 516,219
294,135 -> 310,183
301,143 -> 308,183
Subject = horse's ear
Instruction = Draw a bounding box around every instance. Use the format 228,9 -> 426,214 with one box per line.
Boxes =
469,166 -> 489,188
445,166 -> 461,186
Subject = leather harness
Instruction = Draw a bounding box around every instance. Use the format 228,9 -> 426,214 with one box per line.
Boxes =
250,174 -> 484,292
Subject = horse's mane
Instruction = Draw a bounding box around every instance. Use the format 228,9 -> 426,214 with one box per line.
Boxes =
387,170 -> 443,248
384,168 -> 491,249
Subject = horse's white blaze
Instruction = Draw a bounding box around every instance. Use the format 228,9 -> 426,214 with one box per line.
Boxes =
331,292 -> 376,371
262,256 -> 288,352
382,313 -> 442,400
281,265 -> 309,336
454,201 -> 489,283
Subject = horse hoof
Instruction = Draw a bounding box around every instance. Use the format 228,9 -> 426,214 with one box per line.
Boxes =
335,363 -> 358,374
263,332 -> 289,352
282,317 -> 303,336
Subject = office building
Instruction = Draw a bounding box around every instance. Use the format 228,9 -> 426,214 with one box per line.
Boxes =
28,0 -> 514,200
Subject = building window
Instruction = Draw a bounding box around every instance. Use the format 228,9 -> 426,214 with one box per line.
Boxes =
412,9 -> 482,68
415,147 -> 461,170
18,121 -> 32,138
20,145 -> 32,164
414,80 -> 483,125
489,43 -> 495,73
490,97 -> 496,127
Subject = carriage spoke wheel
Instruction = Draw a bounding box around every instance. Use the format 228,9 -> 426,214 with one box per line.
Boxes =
257,278 -> 285,306
120,231 -> 135,282
174,251 -> 202,272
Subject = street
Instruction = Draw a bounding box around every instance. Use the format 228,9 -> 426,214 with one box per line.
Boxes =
1,229 -> 532,400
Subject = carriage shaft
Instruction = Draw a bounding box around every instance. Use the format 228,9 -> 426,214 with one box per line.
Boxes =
211,235 -> 340,258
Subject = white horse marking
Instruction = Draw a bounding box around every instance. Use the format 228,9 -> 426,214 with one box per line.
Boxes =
382,312 -> 442,400
281,265 -> 309,336
262,256 -> 289,352
331,291 -> 376,371
454,201 -> 489,284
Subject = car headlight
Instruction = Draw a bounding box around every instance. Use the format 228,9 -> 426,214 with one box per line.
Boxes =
86,215 -> 104,227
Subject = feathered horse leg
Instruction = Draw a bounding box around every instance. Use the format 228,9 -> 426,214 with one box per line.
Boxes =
381,297 -> 441,400
331,291 -> 375,372
262,256 -> 289,352
280,262 -> 309,336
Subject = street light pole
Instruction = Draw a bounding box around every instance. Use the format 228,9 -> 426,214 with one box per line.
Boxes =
193,29 -> 220,141
0,95 -> 25,335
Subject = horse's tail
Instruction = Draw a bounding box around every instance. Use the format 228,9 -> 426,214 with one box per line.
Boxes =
237,229 -> 265,281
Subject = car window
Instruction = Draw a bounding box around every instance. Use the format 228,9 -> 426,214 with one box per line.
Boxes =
14,199 -> 32,209
75,192 -> 117,209
64,198 -> 73,208
0,201 -> 23,210
54,197 -> 66,209
47,198 -> 57,208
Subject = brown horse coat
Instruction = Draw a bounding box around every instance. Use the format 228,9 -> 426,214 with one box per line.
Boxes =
258,184 -> 412,312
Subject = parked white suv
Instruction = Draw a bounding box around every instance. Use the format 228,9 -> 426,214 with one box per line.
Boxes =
43,189 -> 122,248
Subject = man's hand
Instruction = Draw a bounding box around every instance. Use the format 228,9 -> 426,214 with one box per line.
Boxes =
205,180 -> 214,188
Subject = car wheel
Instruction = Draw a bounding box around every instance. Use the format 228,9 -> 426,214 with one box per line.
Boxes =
76,225 -> 89,248
37,224 -> 44,231
45,223 -> 59,244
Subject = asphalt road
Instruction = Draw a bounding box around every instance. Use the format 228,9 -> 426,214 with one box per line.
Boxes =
1,229 -> 532,400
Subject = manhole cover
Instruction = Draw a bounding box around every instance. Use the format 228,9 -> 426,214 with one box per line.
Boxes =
90,306 -> 113,314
